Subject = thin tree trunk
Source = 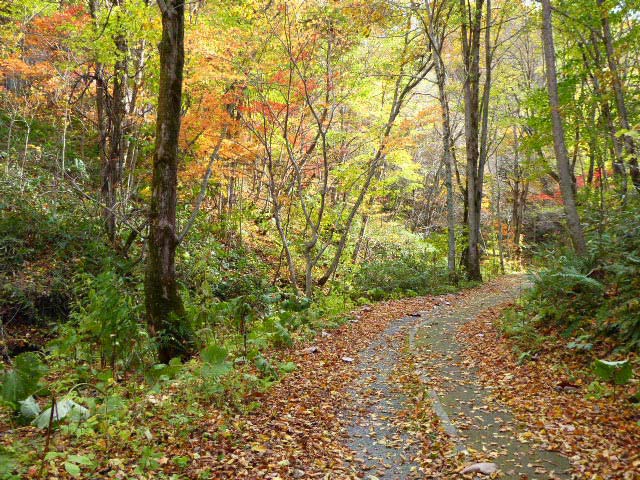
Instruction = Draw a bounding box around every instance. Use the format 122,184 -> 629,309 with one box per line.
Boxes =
540,0 -> 587,255
582,36 -> 626,189
266,154 -> 299,294
351,214 -> 369,264
435,49 -> 456,280
511,124 -> 522,252
495,157 -> 505,274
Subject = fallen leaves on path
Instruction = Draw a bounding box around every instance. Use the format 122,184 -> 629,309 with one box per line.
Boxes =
458,306 -> 640,479
188,295 -> 440,479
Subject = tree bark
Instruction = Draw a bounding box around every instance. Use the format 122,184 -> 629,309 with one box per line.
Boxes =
351,215 -> 368,264
145,0 -> 191,363
421,0 -> 457,281
597,0 -> 639,190
435,45 -> 456,280
459,0 -> 484,281
540,0 -> 587,255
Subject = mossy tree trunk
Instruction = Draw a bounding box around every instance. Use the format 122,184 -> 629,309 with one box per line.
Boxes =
145,0 -> 191,363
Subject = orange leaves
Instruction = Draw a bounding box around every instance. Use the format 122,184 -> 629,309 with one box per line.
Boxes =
27,5 -> 89,49
189,296 -> 437,478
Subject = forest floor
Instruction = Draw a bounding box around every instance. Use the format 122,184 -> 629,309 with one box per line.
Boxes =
188,275 -> 639,479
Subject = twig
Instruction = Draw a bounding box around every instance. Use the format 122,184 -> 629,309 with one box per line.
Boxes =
39,394 -> 57,477
176,129 -> 227,245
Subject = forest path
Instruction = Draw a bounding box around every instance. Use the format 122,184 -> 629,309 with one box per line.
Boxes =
342,275 -> 572,479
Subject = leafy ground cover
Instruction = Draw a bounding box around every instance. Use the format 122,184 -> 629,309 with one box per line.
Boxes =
186,295 -> 443,479
0,291 -> 441,479
3,276 -> 638,479
458,304 -> 640,479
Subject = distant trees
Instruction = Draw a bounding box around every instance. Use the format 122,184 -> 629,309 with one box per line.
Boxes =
241,2 -> 433,297
1,0 -> 638,361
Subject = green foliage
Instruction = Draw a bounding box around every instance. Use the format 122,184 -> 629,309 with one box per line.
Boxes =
0,352 -> 48,408
593,359 -> 633,386
53,270 -> 147,372
499,307 -> 549,355
520,198 -> 640,350
0,446 -> 18,478
200,344 -> 232,380
145,358 -> 183,386
18,395 -> 41,419
0,167 -> 118,318
353,249 -> 454,300
34,398 -> 90,429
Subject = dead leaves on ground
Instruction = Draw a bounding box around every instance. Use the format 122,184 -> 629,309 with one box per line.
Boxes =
189,296 -> 439,479
458,306 -> 640,479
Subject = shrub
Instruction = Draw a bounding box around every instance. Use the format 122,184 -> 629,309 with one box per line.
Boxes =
352,250 -> 452,299
521,197 -> 640,350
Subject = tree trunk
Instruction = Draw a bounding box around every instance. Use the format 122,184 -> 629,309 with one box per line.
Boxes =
510,124 -> 526,255
540,0 -> 587,255
597,0 -> 639,190
459,0 -> 484,281
435,49 -> 456,280
351,214 -> 369,264
104,21 -> 128,244
145,0 -> 190,363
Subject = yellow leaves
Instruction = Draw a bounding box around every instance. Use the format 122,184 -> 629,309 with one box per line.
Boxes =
250,443 -> 268,453
459,295 -> 640,479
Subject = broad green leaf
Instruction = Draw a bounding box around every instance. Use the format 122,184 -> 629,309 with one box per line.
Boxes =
34,399 -> 89,429
67,455 -> 93,466
64,462 -> 81,477
593,359 -> 633,385
18,396 -> 41,419
200,345 -> 228,365
279,361 -> 297,373
201,362 -> 231,379
0,353 -> 48,407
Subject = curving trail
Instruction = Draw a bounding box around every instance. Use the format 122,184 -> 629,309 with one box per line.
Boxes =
342,275 -> 571,479
191,276 -> 574,479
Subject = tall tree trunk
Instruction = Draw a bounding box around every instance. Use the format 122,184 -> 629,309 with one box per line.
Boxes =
88,0 -> 112,242
540,0 -> 587,255
104,34 -> 127,244
459,0 -> 484,281
90,0 -> 130,245
145,0 -> 190,363
435,49 -> 456,280
597,0 -> 640,190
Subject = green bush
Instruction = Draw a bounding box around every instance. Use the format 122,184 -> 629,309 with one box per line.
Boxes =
0,174 -> 114,326
521,196 -> 640,350
50,270 -> 147,372
352,250 -> 452,300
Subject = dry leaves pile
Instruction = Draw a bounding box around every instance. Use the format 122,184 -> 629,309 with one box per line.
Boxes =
458,307 -> 640,479
187,296 -> 437,479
